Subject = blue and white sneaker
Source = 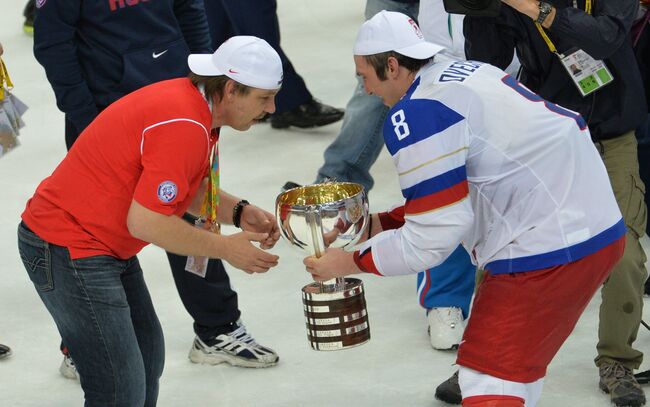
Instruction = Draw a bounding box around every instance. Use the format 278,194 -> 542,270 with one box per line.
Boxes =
189,320 -> 279,368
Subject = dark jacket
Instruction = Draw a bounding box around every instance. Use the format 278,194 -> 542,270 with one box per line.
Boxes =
464,0 -> 647,140
34,0 -> 212,134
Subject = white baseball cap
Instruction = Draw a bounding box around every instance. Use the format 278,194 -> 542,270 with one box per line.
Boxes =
188,36 -> 283,90
354,10 -> 445,59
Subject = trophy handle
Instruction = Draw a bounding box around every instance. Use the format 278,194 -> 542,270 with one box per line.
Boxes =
305,206 -> 345,292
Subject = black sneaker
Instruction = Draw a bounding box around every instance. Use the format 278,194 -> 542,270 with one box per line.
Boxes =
435,371 -> 462,405
281,181 -> 302,192
270,99 -> 344,129
0,343 -> 12,360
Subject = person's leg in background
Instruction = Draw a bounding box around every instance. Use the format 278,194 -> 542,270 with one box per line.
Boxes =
314,78 -> 387,192
637,116 -> 650,295
418,245 -> 475,350
214,0 -> 343,129
311,0 -> 419,191
18,223 -> 164,406
166,214 -> 278,368
203,0 -> 234,49
596,132 -> 648,407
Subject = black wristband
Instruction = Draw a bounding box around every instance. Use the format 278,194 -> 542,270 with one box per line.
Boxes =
232,200 -> 250,228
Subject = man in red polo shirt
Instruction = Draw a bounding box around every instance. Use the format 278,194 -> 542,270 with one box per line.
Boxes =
18,36 -> 282,406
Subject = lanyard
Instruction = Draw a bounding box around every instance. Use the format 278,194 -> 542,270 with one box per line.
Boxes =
197,85 -> 220,232
0,58 -> 13,101
535,0 -> 592,54
200,144 -> 220,230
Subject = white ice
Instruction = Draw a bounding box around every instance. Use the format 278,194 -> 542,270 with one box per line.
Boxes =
0,1 -> 648,406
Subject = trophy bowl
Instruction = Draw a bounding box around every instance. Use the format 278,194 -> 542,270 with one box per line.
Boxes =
275,182 -> 369,258
275,182 -> 371,351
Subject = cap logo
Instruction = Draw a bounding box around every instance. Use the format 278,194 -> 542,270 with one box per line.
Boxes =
407,18 -> 424,39
228,69 -> 239,74
157,181 -> 178,203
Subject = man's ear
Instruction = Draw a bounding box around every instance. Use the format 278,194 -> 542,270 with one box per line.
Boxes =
224,79 -> 237,99
386,56 -> 400,79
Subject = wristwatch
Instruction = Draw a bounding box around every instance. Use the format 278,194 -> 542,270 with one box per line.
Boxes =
536,1 -> 553,24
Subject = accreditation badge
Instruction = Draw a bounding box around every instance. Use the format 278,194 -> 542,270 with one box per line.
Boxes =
559,48 -> 614,97
185,217 -> 220,278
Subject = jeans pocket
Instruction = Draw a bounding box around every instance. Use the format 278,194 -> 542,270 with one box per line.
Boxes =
71,255 -> 119,270
19,240 -> 53,292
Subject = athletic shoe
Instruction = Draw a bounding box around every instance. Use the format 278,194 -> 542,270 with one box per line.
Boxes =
59,354 -> 80,380
435,371 -> 462,405
270,99 -> 343,129
0,343 -> 12,360
599,361 -> 646,406
427,307 -> 466,350
23,0 -> 34,36
188,320 -> 279,368
281,181 -> 302,192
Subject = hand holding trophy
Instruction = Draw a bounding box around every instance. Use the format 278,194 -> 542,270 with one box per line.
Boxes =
275,182 -> 371,350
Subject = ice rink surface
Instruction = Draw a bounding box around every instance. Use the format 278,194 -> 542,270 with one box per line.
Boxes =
1,1 -> 649,406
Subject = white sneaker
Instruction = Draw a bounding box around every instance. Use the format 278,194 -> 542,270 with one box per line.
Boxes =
188,320 -> 279,368
427,307 -> 466,350
59,354 -> 79,380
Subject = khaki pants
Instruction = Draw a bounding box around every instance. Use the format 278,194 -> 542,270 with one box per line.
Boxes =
595,131 -> 648,370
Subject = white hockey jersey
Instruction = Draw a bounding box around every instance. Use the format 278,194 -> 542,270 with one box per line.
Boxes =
355,60 -> 625,277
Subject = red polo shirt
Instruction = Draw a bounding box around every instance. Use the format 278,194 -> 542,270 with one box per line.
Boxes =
22,78 -> 217,259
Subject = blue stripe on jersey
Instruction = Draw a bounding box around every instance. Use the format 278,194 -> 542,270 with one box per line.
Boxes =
383,99 -> 464,156
501,75 -> 587,130
402,166 -> 467,200
486,218 -> 626,274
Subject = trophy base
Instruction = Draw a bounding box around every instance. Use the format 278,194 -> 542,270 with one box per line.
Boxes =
301,278 -> 370,351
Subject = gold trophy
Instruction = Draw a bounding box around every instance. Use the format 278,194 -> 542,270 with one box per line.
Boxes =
276,182 -> 371,351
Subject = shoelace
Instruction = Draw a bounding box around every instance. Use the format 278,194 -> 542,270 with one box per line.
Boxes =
436,308 -> 462,328
602,363 -> 632,381
229,323 -> 259,347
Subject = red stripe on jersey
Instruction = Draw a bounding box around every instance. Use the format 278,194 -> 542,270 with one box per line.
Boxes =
405,180 -> 468,215
353,249 -> 382,276
378,206 -> 406,230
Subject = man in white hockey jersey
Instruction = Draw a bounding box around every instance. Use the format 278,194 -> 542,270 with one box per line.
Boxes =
304,10 -> 626,407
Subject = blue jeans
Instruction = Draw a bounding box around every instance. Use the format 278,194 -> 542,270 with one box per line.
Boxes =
315,0 -> 420,192
18,222 -> 164,407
